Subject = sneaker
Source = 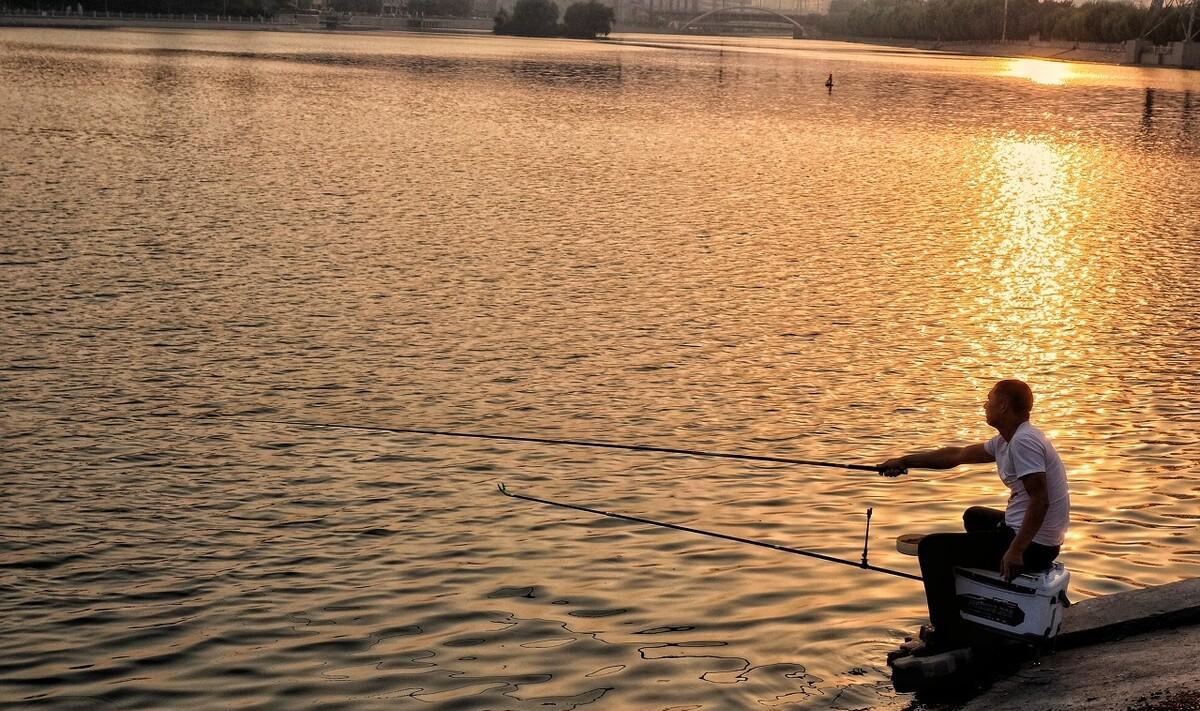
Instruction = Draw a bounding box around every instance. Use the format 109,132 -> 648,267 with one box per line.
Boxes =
911,632 -> 966,657
887,637 -> 928,665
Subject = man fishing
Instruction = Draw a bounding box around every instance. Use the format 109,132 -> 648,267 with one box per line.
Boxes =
878,379 -> 1070,654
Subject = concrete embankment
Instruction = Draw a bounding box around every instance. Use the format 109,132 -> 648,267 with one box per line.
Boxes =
1,13 -> 300,31
603,29 -> 1129,66
962,578 -> 1200,711
0,13 -> 492,33
918,39 -> 1126,66
821,35 -> 1126,65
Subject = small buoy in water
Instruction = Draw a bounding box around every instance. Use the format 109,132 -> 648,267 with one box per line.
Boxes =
896,533 -> 924,556
825,73 -> 834,88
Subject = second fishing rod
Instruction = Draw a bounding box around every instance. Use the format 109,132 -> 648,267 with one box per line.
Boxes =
199,415 -> 916,580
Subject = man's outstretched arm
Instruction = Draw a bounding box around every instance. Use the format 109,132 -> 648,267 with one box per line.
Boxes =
878,443 -> 994,476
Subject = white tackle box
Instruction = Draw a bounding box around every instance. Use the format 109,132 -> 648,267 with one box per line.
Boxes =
954,562 -> 1070,641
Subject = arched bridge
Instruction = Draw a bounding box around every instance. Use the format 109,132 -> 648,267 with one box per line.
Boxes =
682,5 -> 809,36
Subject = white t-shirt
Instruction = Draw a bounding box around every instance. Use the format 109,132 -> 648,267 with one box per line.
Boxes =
983,421 -> 1070,547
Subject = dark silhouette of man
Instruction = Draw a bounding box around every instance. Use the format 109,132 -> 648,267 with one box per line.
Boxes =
879,379 -> 1070,653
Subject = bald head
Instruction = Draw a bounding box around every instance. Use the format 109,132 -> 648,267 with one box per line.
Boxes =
992,379 -> 1033,420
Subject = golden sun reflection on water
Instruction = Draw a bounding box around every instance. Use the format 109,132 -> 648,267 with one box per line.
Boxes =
1003,58 -> 1075,85
954,134 -> 1140,548
957,134 -> 1106,384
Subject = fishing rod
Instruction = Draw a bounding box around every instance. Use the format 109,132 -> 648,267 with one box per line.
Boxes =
190,415 -> 914,579
498,483 -> 922,582
199,416 -> 884,473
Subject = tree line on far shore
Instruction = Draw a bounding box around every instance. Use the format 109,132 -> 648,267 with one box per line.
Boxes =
4,0 -> 1190,45
0,0 -> 614,37
493,0 -> 612,38
810,0 -> 1190,45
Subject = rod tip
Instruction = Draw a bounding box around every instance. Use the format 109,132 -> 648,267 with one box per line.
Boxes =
497,482 -> 510,496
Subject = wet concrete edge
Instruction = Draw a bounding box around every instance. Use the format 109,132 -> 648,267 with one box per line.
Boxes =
1058,578 -> 1200,649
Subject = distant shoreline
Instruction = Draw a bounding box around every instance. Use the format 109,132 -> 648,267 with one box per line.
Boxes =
0,12 -> 493,34
603,27 -> 1129,66
0,14 -> 1129,66
827,35 -> 1127,66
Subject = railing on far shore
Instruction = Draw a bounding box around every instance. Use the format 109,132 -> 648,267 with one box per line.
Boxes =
0,10 -> 495,30
0,8 -> 298,24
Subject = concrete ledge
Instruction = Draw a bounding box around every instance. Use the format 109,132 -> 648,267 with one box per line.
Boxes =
1059,578 -> 1200,649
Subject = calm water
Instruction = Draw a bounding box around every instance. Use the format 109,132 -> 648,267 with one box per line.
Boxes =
2,27 -> 1199,710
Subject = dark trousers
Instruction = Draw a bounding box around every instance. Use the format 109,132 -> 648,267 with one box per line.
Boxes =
917,506 -> 1060,641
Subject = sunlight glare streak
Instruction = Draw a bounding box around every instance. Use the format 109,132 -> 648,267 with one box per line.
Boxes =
1004,58 -> 1074,85
978,136 -> 1085,325
955,135 -> 1104,396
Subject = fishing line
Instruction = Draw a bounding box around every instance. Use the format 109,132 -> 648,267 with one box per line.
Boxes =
196,416 -> 884,473
498,484 -> 922,582
188,415 -> 916,580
